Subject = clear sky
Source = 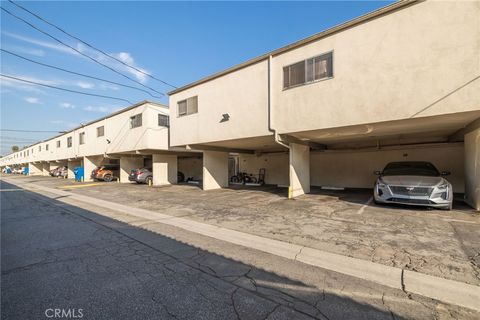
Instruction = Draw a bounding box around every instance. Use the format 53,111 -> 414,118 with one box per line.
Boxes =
0,0 -> 393,156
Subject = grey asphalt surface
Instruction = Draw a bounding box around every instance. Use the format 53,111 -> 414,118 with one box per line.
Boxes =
1,178 -> 479,319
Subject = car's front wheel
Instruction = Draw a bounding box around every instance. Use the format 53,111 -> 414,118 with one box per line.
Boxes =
103,174 -> 112,182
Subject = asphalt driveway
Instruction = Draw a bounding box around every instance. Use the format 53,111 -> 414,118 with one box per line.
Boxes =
5,174 -> 480,286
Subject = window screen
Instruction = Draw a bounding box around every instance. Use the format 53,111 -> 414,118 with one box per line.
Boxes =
130,113 -> 142,128
178,96 -> 198,117
158,114 -> 170,127
79,132 -> 85,145
97,126 -> 105,137
67,137 -> 72,148
283,52 -> 333,89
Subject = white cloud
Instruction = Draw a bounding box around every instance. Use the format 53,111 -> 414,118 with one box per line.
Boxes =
59,102 -> 75,109
100,83 -> 119,91
111,52 -> 150,83
76,81 -> 94,89
24,97 -> 41,104
83,105 -> 111,113
2,31 -> 78,55
2,44 -> 45,57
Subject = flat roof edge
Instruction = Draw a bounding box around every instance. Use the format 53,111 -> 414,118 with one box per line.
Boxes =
168,0 -> 421,96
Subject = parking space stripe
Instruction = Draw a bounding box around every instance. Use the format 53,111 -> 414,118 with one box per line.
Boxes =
357,196 -> 373,214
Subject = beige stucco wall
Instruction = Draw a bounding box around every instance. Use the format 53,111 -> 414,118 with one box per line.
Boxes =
239,143 -> 465,192
0,102 -> 169,166
272,0 -> 480,134
169,60 -> 271,147
178,157 -> 203,181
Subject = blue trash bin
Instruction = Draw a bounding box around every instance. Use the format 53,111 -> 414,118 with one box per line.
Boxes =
74,166 -> 84,182
24,167 -> 29,175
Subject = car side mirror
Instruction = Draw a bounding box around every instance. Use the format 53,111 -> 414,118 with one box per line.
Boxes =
441,171 -> 451,176
374,170 -> 382,175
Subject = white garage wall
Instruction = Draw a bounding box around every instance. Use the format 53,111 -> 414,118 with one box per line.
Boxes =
178,157 -> 203,181
239,143 -> 465,193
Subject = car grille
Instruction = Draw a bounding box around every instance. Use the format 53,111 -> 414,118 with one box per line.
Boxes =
387,198 -> 434,205
389,186 -> 433,196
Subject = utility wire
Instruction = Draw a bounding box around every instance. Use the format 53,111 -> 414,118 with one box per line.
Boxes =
1,129 -> 65,133
1,6 -> 165,97
1,49 -> 164,98
8,0 -> 177,89
1,74 -> 133,104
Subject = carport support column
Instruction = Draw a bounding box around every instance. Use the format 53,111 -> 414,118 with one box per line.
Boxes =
203,151 -> 229,190
28,162 -> 42,176
42,162 -> 50,176
120,156 -> 143,183
289,143 -> 310,198
464,125 -> 480,210
83,156 -> 100,182
67,160 -> 76,180
152,154 -> 178,186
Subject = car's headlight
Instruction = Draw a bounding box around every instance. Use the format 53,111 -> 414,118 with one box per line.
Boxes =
437,183 -> 448,190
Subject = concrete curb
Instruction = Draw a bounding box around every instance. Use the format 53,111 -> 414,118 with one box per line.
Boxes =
8,179 -> 480,312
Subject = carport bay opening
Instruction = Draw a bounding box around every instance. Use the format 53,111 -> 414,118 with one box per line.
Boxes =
237,143 -> 465,193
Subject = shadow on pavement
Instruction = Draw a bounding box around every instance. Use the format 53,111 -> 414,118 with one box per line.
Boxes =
0,180 -> 415,320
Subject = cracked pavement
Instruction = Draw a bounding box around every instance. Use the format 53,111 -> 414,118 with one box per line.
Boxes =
1,178 -> 479,319
13,175 -> 480,286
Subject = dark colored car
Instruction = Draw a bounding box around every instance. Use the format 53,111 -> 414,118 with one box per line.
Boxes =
91,164 -> 120,182
129,167 -> 153,184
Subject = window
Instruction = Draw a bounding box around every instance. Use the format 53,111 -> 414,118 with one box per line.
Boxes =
97,126 -> 104,137
79,132 -> 85,145
46,144 -> 49,151
57,140 -> 61,148
130,113 -> 142,128
67,137 -> 72,148
283,52 -> 333,89
158,114 -> 169,127
177,96 -> 198,117
39,145 -> 41,152
26,150 -> 29,156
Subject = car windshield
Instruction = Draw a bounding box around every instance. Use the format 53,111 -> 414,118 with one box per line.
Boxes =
382,162 -> 440,177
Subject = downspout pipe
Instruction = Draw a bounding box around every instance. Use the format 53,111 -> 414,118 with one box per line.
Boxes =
267,55 -> 290,150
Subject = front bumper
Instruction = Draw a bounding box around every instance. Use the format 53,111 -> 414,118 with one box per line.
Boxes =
374,184 -> 452,208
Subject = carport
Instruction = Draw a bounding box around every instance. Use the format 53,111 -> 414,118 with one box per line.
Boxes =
187,111 -> 480,210
106,149 -> 202,186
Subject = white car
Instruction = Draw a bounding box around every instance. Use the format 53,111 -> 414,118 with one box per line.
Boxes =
374,161 -> 453,210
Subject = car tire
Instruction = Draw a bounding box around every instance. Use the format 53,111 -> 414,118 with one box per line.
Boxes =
145,176 -> 153,185
103,174 -> 112,182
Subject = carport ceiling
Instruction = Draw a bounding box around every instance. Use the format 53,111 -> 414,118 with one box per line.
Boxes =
289,111 -> 480,146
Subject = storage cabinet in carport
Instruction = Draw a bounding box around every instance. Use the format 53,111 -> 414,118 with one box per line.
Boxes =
74,166 -> 84,182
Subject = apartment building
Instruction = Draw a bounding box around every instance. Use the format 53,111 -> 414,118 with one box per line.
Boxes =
0,101 -> 202,185
168,0 -> 480,209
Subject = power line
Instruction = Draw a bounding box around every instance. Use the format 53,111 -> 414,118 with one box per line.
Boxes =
1,6 -> 165,97
8,0 -> 177,89
1,129 -> 65,133
1,49 -> 164,98
1,74 -> 133,104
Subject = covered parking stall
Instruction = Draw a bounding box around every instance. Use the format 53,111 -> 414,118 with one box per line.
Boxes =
106,149 -> 202,186
190,111 -> 480,210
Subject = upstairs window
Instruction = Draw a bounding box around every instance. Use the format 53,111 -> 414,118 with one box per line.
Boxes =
57,140 -> 61,148
39,145 -> 41,152
130,113 -> 142,128
97,126 -> 105,137
79,132 -> 85,145
67,137 -> 72,148
178,96 -> 198,117
46,144 -> 49,151
158,114 -> 169,127
283,52 -> 333,90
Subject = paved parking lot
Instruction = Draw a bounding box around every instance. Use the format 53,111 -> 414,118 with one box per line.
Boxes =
5,174 -> 480,286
